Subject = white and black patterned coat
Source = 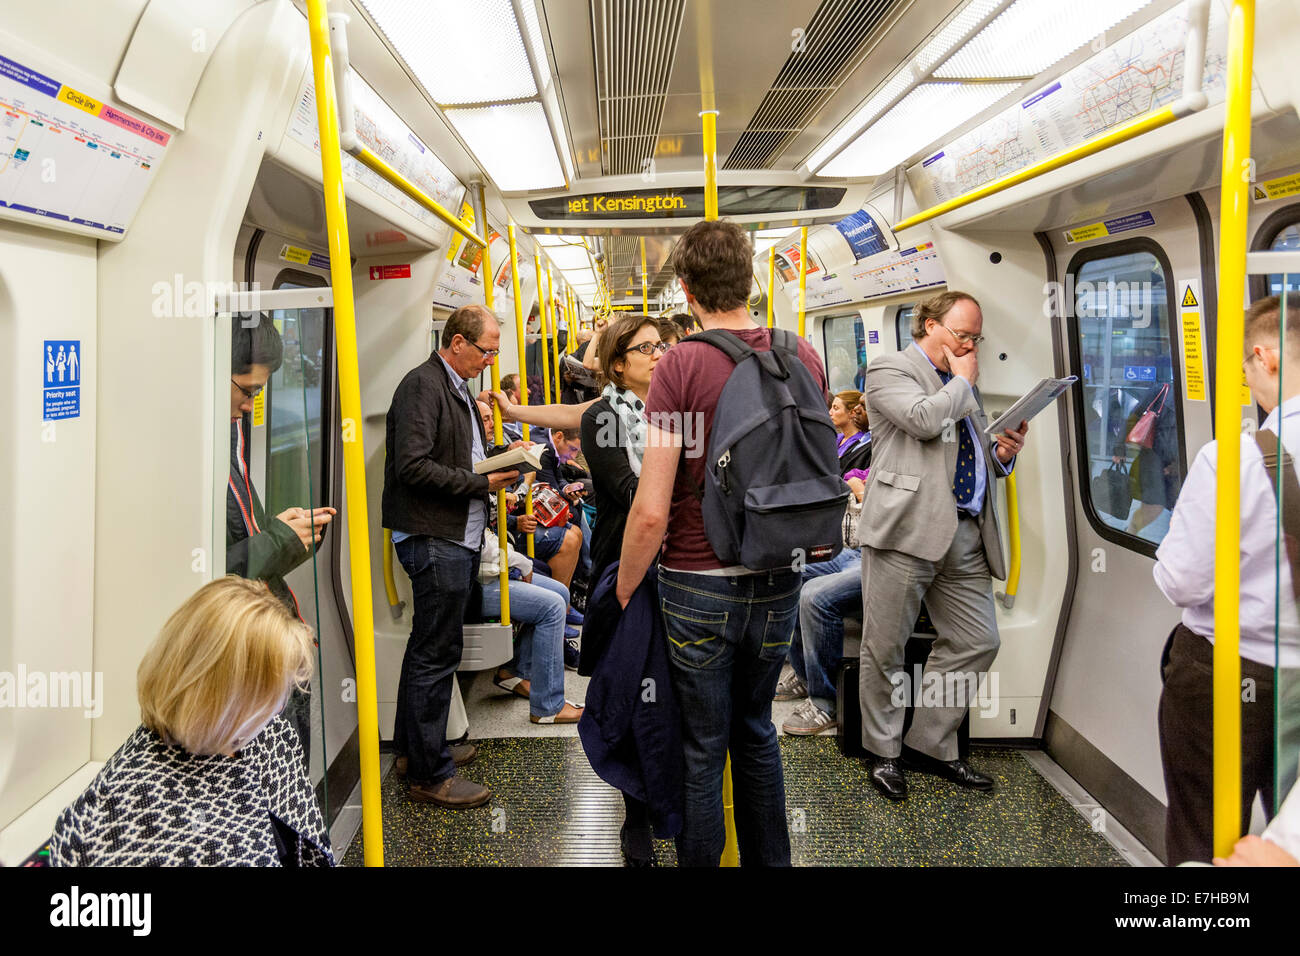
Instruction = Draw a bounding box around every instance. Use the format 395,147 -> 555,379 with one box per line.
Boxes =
50,717 -> 334,867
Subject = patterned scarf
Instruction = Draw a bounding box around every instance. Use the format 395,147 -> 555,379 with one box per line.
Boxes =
602,382 -> 648,476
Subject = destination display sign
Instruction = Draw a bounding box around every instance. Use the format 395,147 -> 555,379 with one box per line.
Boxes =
529,185 -> 846,221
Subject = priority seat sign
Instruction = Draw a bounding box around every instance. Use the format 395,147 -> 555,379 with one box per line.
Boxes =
43,339 -> 81,420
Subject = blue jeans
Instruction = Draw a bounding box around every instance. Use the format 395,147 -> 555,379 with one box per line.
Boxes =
393,536 -> 478,786
791,549 -> 862,716
483,573 -> 569,718
658,568 -> 799,867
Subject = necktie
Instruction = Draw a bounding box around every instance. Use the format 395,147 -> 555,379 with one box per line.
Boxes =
939,371 -> 977,507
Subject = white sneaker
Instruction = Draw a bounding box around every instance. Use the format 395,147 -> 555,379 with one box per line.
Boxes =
782,699 -> 837,736
773,672 -> 808,702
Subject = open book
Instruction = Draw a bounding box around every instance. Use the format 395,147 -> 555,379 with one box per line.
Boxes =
474,443 -> 544,475
983,376 -> 1077,437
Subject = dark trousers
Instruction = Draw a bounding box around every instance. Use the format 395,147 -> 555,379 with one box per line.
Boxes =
1157,624 -> 1278,865
658,567 -> 799,867
393,536 -> 478,786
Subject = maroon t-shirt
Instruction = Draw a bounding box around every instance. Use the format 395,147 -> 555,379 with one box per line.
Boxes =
646,326 -> 829,571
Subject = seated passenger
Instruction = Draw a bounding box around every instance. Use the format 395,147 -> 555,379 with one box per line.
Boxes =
50,577 -> 332,866
228,313 -> 335,758
1155,293 -> 1300,864
482,496 -> 583,724
832,389 -> 872,476
497,373 -> 525,442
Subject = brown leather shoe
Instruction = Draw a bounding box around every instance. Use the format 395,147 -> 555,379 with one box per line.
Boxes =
409,775 -> 492,808
395,743 -> 476,776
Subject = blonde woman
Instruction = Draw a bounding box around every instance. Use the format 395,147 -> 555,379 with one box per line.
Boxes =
51,577 -> 333,866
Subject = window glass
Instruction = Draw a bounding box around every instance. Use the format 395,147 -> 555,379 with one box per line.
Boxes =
1268,223 -> 1300,294
267,293 -> 328,514
822,313 -> 866,393
1073,248 -> 1184,549
895,304 -> 917,351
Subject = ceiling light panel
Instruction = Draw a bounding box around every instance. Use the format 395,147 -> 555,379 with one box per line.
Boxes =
819,81 -> 1019,177
544,244 -> 593,270
444,102 -> 564,191
912,0 -> 1002,73
935,0 -> 1153,79
359,0 -> 537,104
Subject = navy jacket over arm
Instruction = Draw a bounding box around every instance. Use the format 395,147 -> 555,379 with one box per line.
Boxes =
577,562 -> 683,838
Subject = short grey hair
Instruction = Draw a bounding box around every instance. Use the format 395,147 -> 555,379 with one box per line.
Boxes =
911,290 -> 980,341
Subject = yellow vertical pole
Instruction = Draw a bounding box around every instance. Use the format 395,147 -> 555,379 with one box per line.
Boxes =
798,226 -> 808,340
567,288 -> 576,354
508,223 -> 534,558
304,0 -> 383,866
547,266 -> 561,402
700,102 -> 738,869
767,247 -> 776,329
701,109 -> 719,221
535,250 -> 552,414
1212,0 -> 1253,859
478,183 -> 510,626
641,237 -> 649,315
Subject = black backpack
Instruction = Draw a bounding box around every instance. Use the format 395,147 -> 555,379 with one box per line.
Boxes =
684,328 -> 848,571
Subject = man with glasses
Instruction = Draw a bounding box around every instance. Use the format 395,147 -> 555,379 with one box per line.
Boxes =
857,290 -> 1028,800
383,304 -> 522,808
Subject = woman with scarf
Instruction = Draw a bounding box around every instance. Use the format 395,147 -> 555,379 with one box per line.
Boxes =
579,314 -> 669,865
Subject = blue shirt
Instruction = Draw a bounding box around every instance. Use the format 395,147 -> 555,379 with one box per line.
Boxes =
911,343 -> 1011,514
392,354 -> 487,550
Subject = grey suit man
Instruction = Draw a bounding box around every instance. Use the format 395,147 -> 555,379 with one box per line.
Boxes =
857,290 -> 1028,800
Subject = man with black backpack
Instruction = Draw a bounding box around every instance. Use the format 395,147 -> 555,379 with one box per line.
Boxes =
617,219 -> 841,866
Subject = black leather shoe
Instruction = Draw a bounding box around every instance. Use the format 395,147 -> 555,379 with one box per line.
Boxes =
620,822 -> 655,867
902,748 -> 994,791
866,757 -> 907,801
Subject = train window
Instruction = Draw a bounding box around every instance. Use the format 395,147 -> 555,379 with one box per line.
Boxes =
266,271 -> 332,513
1266,222 -> 1300,294
1068,241 -> 1186,555
822,313 -> 866,393
895,304 -> 917,351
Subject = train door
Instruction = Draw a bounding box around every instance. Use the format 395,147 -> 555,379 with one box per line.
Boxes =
1043,195 -> 1212,850
229,223 -> 357,822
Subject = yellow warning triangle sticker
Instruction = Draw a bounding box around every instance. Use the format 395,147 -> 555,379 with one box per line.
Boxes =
1255,187 -> 1267,200
1181,286 -> 1199,308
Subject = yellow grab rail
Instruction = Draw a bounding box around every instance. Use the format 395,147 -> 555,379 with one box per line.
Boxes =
641,237 -> 649,315
997,472 -> 1022,610
1212,0 -> 1253,859
381,527 -> 403,619
767,246 -> 775,329
535,250 -> 552,413
477,183 -> 510,626
305,0 -> 383,866
895,108 -> 1181,232
797,226 -> 808,339
508,222 -> 535,557
353,146 -> 483,249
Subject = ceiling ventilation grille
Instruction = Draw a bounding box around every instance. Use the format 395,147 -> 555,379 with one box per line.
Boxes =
724,0 -> 899,170
593,0 -> 688,176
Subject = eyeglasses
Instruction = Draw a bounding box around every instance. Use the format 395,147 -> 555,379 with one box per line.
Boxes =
941,325 -> 985,346
623,341 -> 671,357
463,338 -> 500,360
231,378 -> 265,401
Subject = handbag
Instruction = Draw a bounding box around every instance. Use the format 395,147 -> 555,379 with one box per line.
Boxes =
1091,460 -> 1133,519
1126,383 -> 1170,449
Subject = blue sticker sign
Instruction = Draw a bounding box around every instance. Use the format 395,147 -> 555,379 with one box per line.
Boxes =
1123,365 -> 1157,382
43,339 -> 81,420
867,330 -> 879,344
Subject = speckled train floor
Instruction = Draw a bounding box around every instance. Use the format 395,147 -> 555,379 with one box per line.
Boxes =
340,738 -> 1127,866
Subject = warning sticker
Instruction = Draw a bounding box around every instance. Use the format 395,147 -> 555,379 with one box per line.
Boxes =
369,264 -> 411,280
1177,279 -> 1206,402
279,243 -> 330,270
1252,171 -> 1300,204
1064,211 -> 1155,244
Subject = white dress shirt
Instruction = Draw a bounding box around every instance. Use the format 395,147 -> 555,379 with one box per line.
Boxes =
1153,395 -> 1300,667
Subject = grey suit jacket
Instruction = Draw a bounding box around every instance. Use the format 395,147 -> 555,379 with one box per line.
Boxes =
859,344 -> 1010,580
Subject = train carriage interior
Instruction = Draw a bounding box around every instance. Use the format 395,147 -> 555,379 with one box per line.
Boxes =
1,0 -> 1298,873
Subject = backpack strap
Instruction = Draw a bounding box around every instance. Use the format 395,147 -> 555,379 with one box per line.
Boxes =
1254,428 -> 1300,604
687,328 -> 790,378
